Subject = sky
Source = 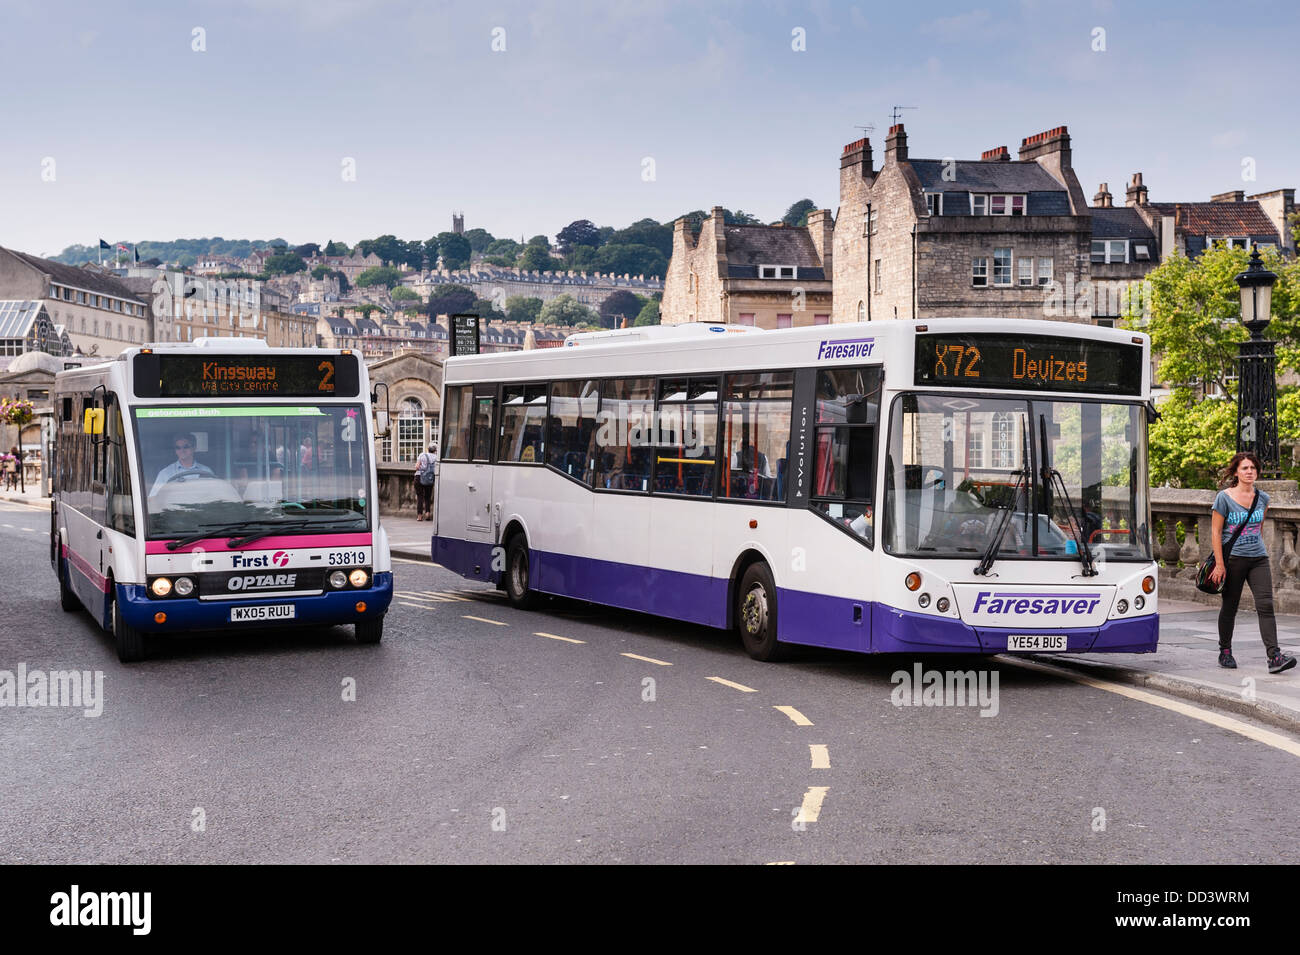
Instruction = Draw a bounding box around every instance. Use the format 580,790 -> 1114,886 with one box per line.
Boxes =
1,0 -> 1296,257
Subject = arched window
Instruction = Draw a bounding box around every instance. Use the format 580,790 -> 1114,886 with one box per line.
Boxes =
397,397 -> 425,462
857,300 -> 865,322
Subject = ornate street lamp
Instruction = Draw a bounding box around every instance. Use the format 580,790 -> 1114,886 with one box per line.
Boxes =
1234,248 -> 1280,474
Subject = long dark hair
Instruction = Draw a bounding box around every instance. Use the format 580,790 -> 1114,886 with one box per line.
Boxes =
1221,451 -> 1262,488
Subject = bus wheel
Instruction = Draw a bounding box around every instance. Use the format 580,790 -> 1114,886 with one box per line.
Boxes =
58,559 -> 79,613
737,563 -> 787,661
504,535 -> 538,609
113,597 -> 148,663
355,615 -> 384,645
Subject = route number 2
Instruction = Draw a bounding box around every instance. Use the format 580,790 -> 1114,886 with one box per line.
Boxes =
319,360 -> 335,392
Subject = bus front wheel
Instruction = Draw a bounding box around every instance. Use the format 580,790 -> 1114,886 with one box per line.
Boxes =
113,597 -> 148,663
737,563 -> 787,662
355,615 -> 384,645
504,535 -> 538,609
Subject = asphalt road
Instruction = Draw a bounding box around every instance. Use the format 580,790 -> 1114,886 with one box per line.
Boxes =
4,499 -> 1299,864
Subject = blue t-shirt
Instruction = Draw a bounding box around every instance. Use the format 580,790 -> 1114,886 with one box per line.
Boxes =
1214,488 -> 1269,558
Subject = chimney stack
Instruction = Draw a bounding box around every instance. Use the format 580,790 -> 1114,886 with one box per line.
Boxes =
1211,190 -> 1246,204
1125,172 -> 1149,207
981,146 -> 1010,162
885,124 -> 908,163
1018,125 -> 1071,164
807,208 -> 834,279
1094,183 -> 1113,208
840,137 -> 873,178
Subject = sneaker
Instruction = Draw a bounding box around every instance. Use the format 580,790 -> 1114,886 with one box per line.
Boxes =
1268,651 -> 1297,674
1218,649 -> 1237,669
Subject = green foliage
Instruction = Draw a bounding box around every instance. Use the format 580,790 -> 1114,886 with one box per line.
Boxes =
538,294 -> 595,326
599,290 -> 644,328
782,199 -> 816,227
354,304 -> 383,319
310,265 -> 333,279
294,242 -> 321,258
484,239 -> 521,264
472,296 -> 504,318
263,252 -> 307,275
505,295 -> 543,324
463,228 -> 494,254
634,298 -> 660,326
390,286 -> 420,302
1147,392 -> 1238,488
606,218 -> 672,258
355,266 -> 403,289
425,284 -> 476,318
323,240 -> 350,256
519,244 -> 560,272
437,232 -> 472,270
557,219 -> 600,255
594,243 -> 666,278
565,246 -> 600,271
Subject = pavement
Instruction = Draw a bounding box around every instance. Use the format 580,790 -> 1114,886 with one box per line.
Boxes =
15,486 -> 1300,736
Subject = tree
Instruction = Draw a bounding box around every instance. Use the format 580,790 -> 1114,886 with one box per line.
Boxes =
557,219 -> 600,255
782,199 -> 817,228
391,286 -> 420,302
472,296 -> 505,318
538,294 -> 595,326
294,242 -> 321,258
608,218 -> 672,258
519,243 -> 559,272
358,234 -> 404,267
505,295 -> 543,324
311,264 -> 334,280
594,243 -> 667,278
463,228 -> 494,254
425,284 -> 477,318
263,252 -> 307,275
634,297 -> 661,326
565,245 -> 600,272
355,266 -> 403,289
400,239 -> 425,270
324,239 -> 350,256
437,232 -> 472,270
599,290 -> 644,329
484,238 -> 521,263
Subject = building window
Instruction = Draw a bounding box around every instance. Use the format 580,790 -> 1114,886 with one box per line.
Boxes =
873,259 -> 882,293
971,195 -> 988,216
397,398 -> 427,462
862,209 -> 878,237
990,195 -> 1006,216
925,193 -> 943,216
1091,240 -> 1129,264
1134,243 -> 1151,261
759,265 -> 796,279
776,314 -> 792,329
1011,195 -> 1025,215
869,210 -> 878,235
972,194 -> 1024,216
688,272 -> 695,292
814,314 -> 830,325
857,301 -> 865,322
1038,257 -> 1053,286
77,292 -> 85,304
972,258 -> 988,287
993,249 -> 1012,286
1018,256 -> 1034,286
968,429 -> 985,468
736,313 -> 755,326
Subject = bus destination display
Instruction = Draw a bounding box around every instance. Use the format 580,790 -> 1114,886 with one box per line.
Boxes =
914,333 -> 1143,396
133,353 -> 361,398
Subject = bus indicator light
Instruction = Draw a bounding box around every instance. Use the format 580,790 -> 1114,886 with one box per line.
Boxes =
749,520 -> 757,529
905,573 -> 921,591
154,612 -> 167,624
355,602 -> 367,613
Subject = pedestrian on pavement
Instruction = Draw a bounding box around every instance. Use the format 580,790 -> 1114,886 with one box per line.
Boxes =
3,447 -> 18,491
1210,451 -> 1296,674
414,444 -> 437,521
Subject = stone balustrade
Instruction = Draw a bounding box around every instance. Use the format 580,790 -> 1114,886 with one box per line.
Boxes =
1151,480 -> 1300,612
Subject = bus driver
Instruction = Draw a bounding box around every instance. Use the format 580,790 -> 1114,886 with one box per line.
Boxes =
150,432 -> 215,495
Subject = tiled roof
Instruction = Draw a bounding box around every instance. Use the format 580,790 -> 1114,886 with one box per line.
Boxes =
1169,202 -> 1278,238
1091,207 -> 1156,241
910,159 -> 1065,194
723,225 -> 824,269
2,248 -> 148,301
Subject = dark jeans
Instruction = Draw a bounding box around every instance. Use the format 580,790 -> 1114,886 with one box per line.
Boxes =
415,480 -> 433,517
1219,555 -> 1278,654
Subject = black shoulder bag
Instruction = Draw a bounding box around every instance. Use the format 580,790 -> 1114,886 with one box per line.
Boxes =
1195,489 -> 1258,595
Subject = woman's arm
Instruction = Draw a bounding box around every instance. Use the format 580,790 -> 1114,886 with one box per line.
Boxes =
1211,509 -> 1226,565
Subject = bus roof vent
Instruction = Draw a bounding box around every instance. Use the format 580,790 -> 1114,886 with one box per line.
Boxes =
564,322 -> 764,347
187,337 -> 271,350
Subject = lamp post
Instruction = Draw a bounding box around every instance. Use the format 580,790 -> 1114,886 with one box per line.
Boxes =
1234,248 -> 1280,475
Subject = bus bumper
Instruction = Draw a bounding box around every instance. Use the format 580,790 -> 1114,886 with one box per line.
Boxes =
871,605 -> 1159,654
115,572 -> 394,634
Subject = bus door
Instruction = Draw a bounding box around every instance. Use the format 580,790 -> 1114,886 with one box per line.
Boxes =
464,387 -> 497,545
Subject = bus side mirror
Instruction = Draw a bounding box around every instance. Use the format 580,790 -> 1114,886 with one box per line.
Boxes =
83,408 -> 104,435
375,410 -> 390,437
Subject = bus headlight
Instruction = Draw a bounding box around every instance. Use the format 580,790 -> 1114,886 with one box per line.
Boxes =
936,597 -> 950,613
174,577 -> 194,597
1134,595 -> 1145,610
918,593 -> 931,608
1116,599 -> 1129,614
329,570 -> 348,589
349,569 -> 369,588
151,577 -> 172,597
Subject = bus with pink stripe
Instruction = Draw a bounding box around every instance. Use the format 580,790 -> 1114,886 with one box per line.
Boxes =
51,339 -> 392,661
432,319 -> 1159,660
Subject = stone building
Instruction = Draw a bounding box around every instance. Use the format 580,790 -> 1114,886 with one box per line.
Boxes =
306,251 -> 384,283
0,248 -> 152,356
833,124 -> 1092,324
410,268 -> 662,310
661,206 -> 834,327
366,350 -> 444,463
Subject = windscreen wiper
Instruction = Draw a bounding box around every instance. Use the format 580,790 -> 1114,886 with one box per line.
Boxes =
974,466 -> 1028,576
226,518 -> 363,549
1037,414 -> 1098,577
165,523 -> 250,551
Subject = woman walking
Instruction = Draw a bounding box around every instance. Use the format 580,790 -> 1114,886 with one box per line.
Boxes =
1210,451 -> 1297,673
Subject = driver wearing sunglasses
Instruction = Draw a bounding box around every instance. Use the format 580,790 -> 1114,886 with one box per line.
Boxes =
149,432 -> 215,495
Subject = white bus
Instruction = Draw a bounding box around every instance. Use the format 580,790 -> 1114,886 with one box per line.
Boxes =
50,339 -> 393,661
432,320 -> 1158,661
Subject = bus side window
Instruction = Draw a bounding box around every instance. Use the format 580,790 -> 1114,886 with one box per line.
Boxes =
106,400 -> 135,536
810,366 -> 882,544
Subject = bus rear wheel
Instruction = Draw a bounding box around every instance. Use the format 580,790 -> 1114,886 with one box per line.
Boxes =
504,535 -> 538,609
113,596 -> 148,663
355,615 -> 385,645
737,562 -> 787,661
58,561 -> 79,612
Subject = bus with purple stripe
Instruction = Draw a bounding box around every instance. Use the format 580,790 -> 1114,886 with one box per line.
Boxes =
50,339 -> 393,662
431,319 -> 1158,660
